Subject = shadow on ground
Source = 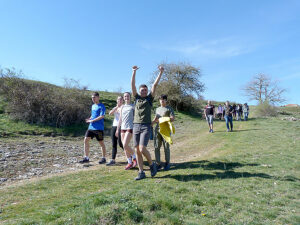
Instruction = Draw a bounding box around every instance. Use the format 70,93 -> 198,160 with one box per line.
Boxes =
156,160 -> 300,182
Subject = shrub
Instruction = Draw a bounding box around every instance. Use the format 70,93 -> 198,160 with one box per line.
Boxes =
256,101 -> 278,117
0,68 -> 91,127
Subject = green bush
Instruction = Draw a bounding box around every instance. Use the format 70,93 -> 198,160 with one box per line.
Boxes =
0,70 -> 91,127
256,101 -> 278,117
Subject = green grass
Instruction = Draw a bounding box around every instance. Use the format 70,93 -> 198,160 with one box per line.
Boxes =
0,111 -> 299,224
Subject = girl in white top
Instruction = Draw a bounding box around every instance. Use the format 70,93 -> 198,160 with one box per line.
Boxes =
106,96 -> 123,166
116,92 -> 137,170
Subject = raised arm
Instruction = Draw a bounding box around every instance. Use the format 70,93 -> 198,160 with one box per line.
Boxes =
151,65 -> 164,96
131,66 -> 139,97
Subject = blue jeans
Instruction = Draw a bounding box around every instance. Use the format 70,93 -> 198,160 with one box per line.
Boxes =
244,112 -> 249,121
224,116 -> 233,130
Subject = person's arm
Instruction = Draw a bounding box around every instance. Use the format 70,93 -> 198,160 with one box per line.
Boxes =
170,112 -> 175,122
131,66 -> 139,97
151,66 -> 164,96
115,106 -> 123,137
86,115 -> 104,123
109,106 -> 118,116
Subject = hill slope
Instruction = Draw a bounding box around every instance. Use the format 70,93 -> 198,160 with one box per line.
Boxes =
0,112 -> 299,224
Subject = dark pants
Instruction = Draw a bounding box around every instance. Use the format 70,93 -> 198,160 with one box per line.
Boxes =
111,126 -> 123,159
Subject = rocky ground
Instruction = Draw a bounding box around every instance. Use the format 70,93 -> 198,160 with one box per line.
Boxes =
0,135 -> 128,186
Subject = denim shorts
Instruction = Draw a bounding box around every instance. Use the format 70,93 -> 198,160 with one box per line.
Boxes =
133,123 -> 151,147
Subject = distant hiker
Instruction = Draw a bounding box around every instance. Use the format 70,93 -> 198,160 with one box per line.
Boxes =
204,100 -> 215,133
243,103 -> 249,121
106,96 -> 124,166
224,101 -> 234,132
79,92 -> 107,164
237,104 -> 243,121
131,65 -> 164,180
232,103 -> 237,120
152,94 -> 175,171
116,92 -> 137,170
217,104 -> 223,120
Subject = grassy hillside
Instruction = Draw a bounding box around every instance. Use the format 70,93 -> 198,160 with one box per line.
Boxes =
0,88 -> 119,137
0,110 -> 299,224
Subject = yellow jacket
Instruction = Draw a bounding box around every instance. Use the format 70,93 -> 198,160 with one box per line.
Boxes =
158,117 -> 175,144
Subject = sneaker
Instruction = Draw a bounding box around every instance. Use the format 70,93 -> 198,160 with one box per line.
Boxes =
227,129 -> 230,132
135,171 -> 146,180
106,160 -> 115,166
79,157 -> 89,163
164,163 -> 171,171
209,129 -> 212,133
98,158 -> 106,164
132,158 -> 137,168
157,164 -> 163,170
211,129 -> 214,133
150,162 -> 158,177
125,163 -> 133,170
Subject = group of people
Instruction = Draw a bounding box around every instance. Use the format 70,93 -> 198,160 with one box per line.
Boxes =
204,101 -> 250,133
78,65 -> 251,180
79,66 -> 174,180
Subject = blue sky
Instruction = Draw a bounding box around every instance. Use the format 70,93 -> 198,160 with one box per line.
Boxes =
0,0 -> 299,105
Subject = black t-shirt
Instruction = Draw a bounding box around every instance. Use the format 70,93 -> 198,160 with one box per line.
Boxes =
205,105 -> 214,115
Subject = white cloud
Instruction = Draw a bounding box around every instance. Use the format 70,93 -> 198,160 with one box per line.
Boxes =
140,37 -> 257,59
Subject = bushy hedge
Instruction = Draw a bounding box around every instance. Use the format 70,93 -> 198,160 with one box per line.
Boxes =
256,101 -> 278,117
0,72 -> 91,127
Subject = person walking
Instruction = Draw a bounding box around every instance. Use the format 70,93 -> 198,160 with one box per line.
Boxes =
116,92 -> 137,170
224,101 -> 234,132
152,94 -> 175,171
106,96 -> 124,166
131,65 -> 164,180
79,92 -> 107,164
204,100 -> 215,133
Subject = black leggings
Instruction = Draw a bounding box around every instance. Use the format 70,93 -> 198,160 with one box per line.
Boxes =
111,126 -> 123,159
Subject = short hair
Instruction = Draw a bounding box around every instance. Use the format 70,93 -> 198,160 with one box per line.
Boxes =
117,95 -> 123,100
139,84 -> 148,89
93,92 -> 99,97
159,94 -> 168,100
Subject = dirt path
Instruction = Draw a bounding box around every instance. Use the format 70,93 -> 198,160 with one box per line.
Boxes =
0,120 -> 231,188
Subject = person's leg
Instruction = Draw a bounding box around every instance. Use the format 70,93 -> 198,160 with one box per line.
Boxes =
224,116 -> 229,131
163,139 -> 170,164
84,137 -> 91,158
206,117 -> 211,131
229,116 -> 233,131
111,126 -> 117,160
133,124 -> 143,172
99,140 -> 106,158
210,116 -> 214,132
154,132 -> 163,166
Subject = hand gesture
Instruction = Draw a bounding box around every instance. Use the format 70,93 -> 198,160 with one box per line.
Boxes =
158,65 -> 164,72
132,66 -> 139,71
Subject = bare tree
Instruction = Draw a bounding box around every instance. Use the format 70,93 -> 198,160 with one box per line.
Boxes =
242,74 -> 286,105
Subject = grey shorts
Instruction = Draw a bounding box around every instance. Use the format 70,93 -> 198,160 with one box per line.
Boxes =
206,115 -> 214,125
133,123 -> 151,147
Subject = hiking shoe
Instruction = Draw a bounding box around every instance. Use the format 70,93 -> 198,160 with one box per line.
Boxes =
150,162 -> 158,177
79,157 -> 89,163
164,163 -> 171,171
132,158 -> 137,168
125,163 -> 133,170
135,171 -> 146,180
98,158 -> 106,164
106,160 -> 115,166
157,164 -> 163,171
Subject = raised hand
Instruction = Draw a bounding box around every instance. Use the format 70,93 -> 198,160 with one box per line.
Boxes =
158,65 -> 164,72
132,65 -> 139,71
